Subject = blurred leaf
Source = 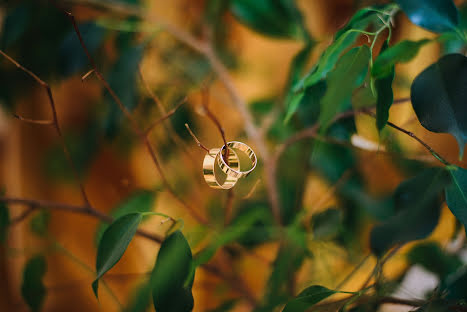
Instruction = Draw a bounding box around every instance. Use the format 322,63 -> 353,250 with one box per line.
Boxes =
30,210 -> 51,238
370,168 -> 451,257
1,4 -> 30,48
372,39 -> 431,79
319,46 -> 370,132
444,268 -> 467,300
230,0 -> 307,39
124,281 -> 152,312
407,242 -> 462,279
151,231 -> 194,312
282,285 -> 336,312
104,45 -> 144,138
295,81 -> 327,127
0,199 -> 9,244
96,190 -> 156,244
194,208 -> 265,267
262,234 -> 308,309
411,53 -> 467,158
44,123 -> 99,182
207,300 -> 238,312
395,0 -> 459,33
312,208 -> 343,240
93,213 -> 142,298
59,22 -> 106,77
375,42 -> 395,131
352,84 -> 376,109
445,166 -> 467,234
21,255 -> 47,312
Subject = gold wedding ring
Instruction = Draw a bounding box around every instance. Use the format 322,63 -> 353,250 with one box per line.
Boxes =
203,148 -> 240,189
217,141 -> 257,178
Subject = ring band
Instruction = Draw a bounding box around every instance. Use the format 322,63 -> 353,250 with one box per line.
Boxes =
217,141 -> 257,178
203,148 -> 240,189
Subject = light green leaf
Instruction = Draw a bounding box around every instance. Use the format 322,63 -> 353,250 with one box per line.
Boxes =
319,46 -> 370,132
30,210 -> 51,238
445,166 -> 467,234
282,285 -> 337,312
21,255 -> 47,312
93,213 -> 142,298
372,39 -> 431,78
151,231 -> 194,312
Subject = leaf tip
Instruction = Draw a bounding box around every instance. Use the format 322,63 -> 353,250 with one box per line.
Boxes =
92,279 -> 99,300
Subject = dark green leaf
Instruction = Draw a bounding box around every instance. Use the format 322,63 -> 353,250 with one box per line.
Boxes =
445,166 -> 467,234
407,242 -> 462,279
395,0 -> 459,33
312,208 -> 343,240
1,5 -> 31,48
230,0 -> 307,39
93,213 -> 142,298
319,46 -> 370,131
370,168 -> 451,257
282,285 -> 336,312
375,42 -> 395,131
151,231 -> 194,312
124,281 -> 152,312
21,255 -> 47,312
444,268 -> 467,300
30,210 -> 51,238
372,39 -> 431,79
0,200 -> 9,244
95,190 -> 156,244
410,53 -> 467,158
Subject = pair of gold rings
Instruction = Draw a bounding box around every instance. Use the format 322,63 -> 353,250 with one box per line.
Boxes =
203,141 -> 257,189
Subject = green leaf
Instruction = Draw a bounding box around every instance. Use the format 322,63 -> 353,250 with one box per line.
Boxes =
230,0 -> 307,39
410,53 -> 467,158
93,213 -> 142,298
375,42 -> 395,131
282,285 -> 337,312
95,190 -> 156,244
395,0 -> 459,33
370,168 -> 451,257
151,231 -> 194,312
21,255 -> 47,312
124,281 -> 152,312
30,210 -> 51,238
0,200 -> 9,243
1,4 -> 31,48
445,166 -> 467,234
311,208 -> 343,240
372,39 -> 431,79
407,242 -> 462,279
319,46 -> 370,132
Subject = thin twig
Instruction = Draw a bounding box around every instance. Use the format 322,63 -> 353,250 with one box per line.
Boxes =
13,114 -> 54,125
60,8 -> 208,224
144,97 -> 186,135
81,68 -> 95,81
9,206 -> 36,225
335,253 -> 371,290
0,49 -> 91,207
185,123 -> 210,153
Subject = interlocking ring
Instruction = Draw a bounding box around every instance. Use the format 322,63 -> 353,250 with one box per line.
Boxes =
217,141 -> 257,179
203,148 -> 240,189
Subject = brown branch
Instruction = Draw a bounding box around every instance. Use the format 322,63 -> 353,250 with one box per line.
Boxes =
0,49 -> 91,207
63,0 -> 282,225
185,123 -> 211,153
81,69 -> 95,81
0,196 -> 163,243
60,8 -> 208,224
9,206 -> 35,225
144,97 -> 186,135
13,114 -> 54,125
